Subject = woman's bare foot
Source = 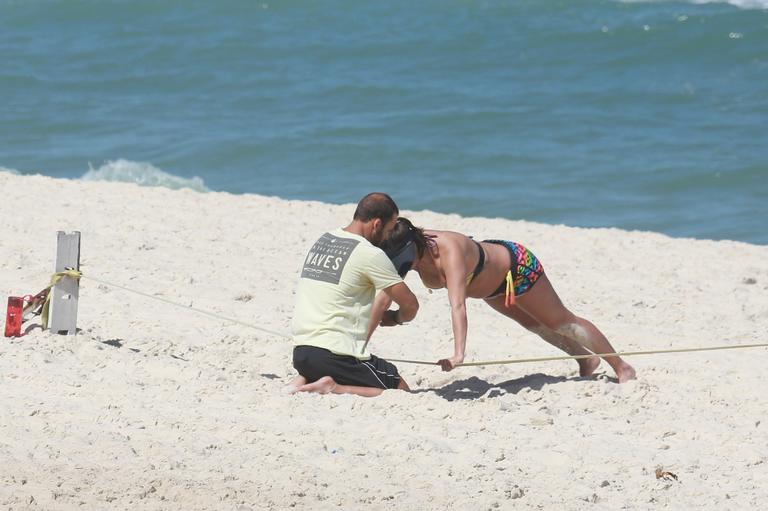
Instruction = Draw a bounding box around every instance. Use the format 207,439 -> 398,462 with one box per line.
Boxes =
615,362 -> 637,383
298,376 -> 338,394
578,355 -> 601,377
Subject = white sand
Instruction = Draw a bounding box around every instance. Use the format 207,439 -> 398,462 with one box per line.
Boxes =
1,172 -> 767,510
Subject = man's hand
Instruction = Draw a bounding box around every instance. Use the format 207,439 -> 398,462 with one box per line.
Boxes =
379,309 -> 402,327
437,354 -> 464,372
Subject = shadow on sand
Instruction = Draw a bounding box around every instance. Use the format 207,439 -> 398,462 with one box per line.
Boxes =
414,372 -> 611,401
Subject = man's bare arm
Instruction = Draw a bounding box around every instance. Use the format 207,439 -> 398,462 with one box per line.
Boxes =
367,291 -> 393,339
381,282 -> 418,324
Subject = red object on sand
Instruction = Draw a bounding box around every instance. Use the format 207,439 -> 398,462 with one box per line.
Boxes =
4,296 -> 24,337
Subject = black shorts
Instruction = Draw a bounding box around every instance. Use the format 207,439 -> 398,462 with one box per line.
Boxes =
293,345 -> 402,390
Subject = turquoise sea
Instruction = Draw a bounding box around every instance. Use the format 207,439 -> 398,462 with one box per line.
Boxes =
1,0 -> 766,244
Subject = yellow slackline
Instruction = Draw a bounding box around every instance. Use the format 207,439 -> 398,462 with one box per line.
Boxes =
41,271 -> 766,368
78,274 -> 290,340
388,343 -> 768,367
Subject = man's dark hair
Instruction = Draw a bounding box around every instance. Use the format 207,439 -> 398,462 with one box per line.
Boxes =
353,192 -> 399,222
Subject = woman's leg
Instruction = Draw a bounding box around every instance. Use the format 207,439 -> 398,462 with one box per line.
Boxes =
484,296 -> 601,377
515,273 -> 636,383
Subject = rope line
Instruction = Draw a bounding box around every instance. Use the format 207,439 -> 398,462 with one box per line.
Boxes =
79,274 -> 291,340
388,343 -> 768,366
69,273 -> 767,367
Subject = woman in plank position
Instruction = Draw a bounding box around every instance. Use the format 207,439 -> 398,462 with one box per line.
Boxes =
376,218 -> 636,383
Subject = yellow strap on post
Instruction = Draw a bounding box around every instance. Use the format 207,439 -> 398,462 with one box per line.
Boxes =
41,269 -> 83,330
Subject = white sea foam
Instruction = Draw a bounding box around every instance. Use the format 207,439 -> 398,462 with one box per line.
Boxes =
619,0 -> 768,9
0,166 -> 21,175
693,0 -> 768,8
81,159 -> 209,192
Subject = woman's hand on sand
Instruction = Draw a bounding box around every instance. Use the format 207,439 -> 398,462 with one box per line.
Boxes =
437,354 -> 464,371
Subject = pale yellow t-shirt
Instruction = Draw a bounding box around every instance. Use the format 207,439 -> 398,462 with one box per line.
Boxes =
291,228 -> 402,359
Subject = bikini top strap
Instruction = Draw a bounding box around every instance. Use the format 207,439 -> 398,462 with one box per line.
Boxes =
471,239 -> 485,277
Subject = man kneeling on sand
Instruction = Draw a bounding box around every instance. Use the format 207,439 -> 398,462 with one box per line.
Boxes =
287,192 -> 419,397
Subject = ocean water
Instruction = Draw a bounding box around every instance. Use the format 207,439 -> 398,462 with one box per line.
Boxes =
1,0 -> 766,244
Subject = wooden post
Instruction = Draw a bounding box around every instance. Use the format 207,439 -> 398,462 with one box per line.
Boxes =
49,231 -> 81,335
